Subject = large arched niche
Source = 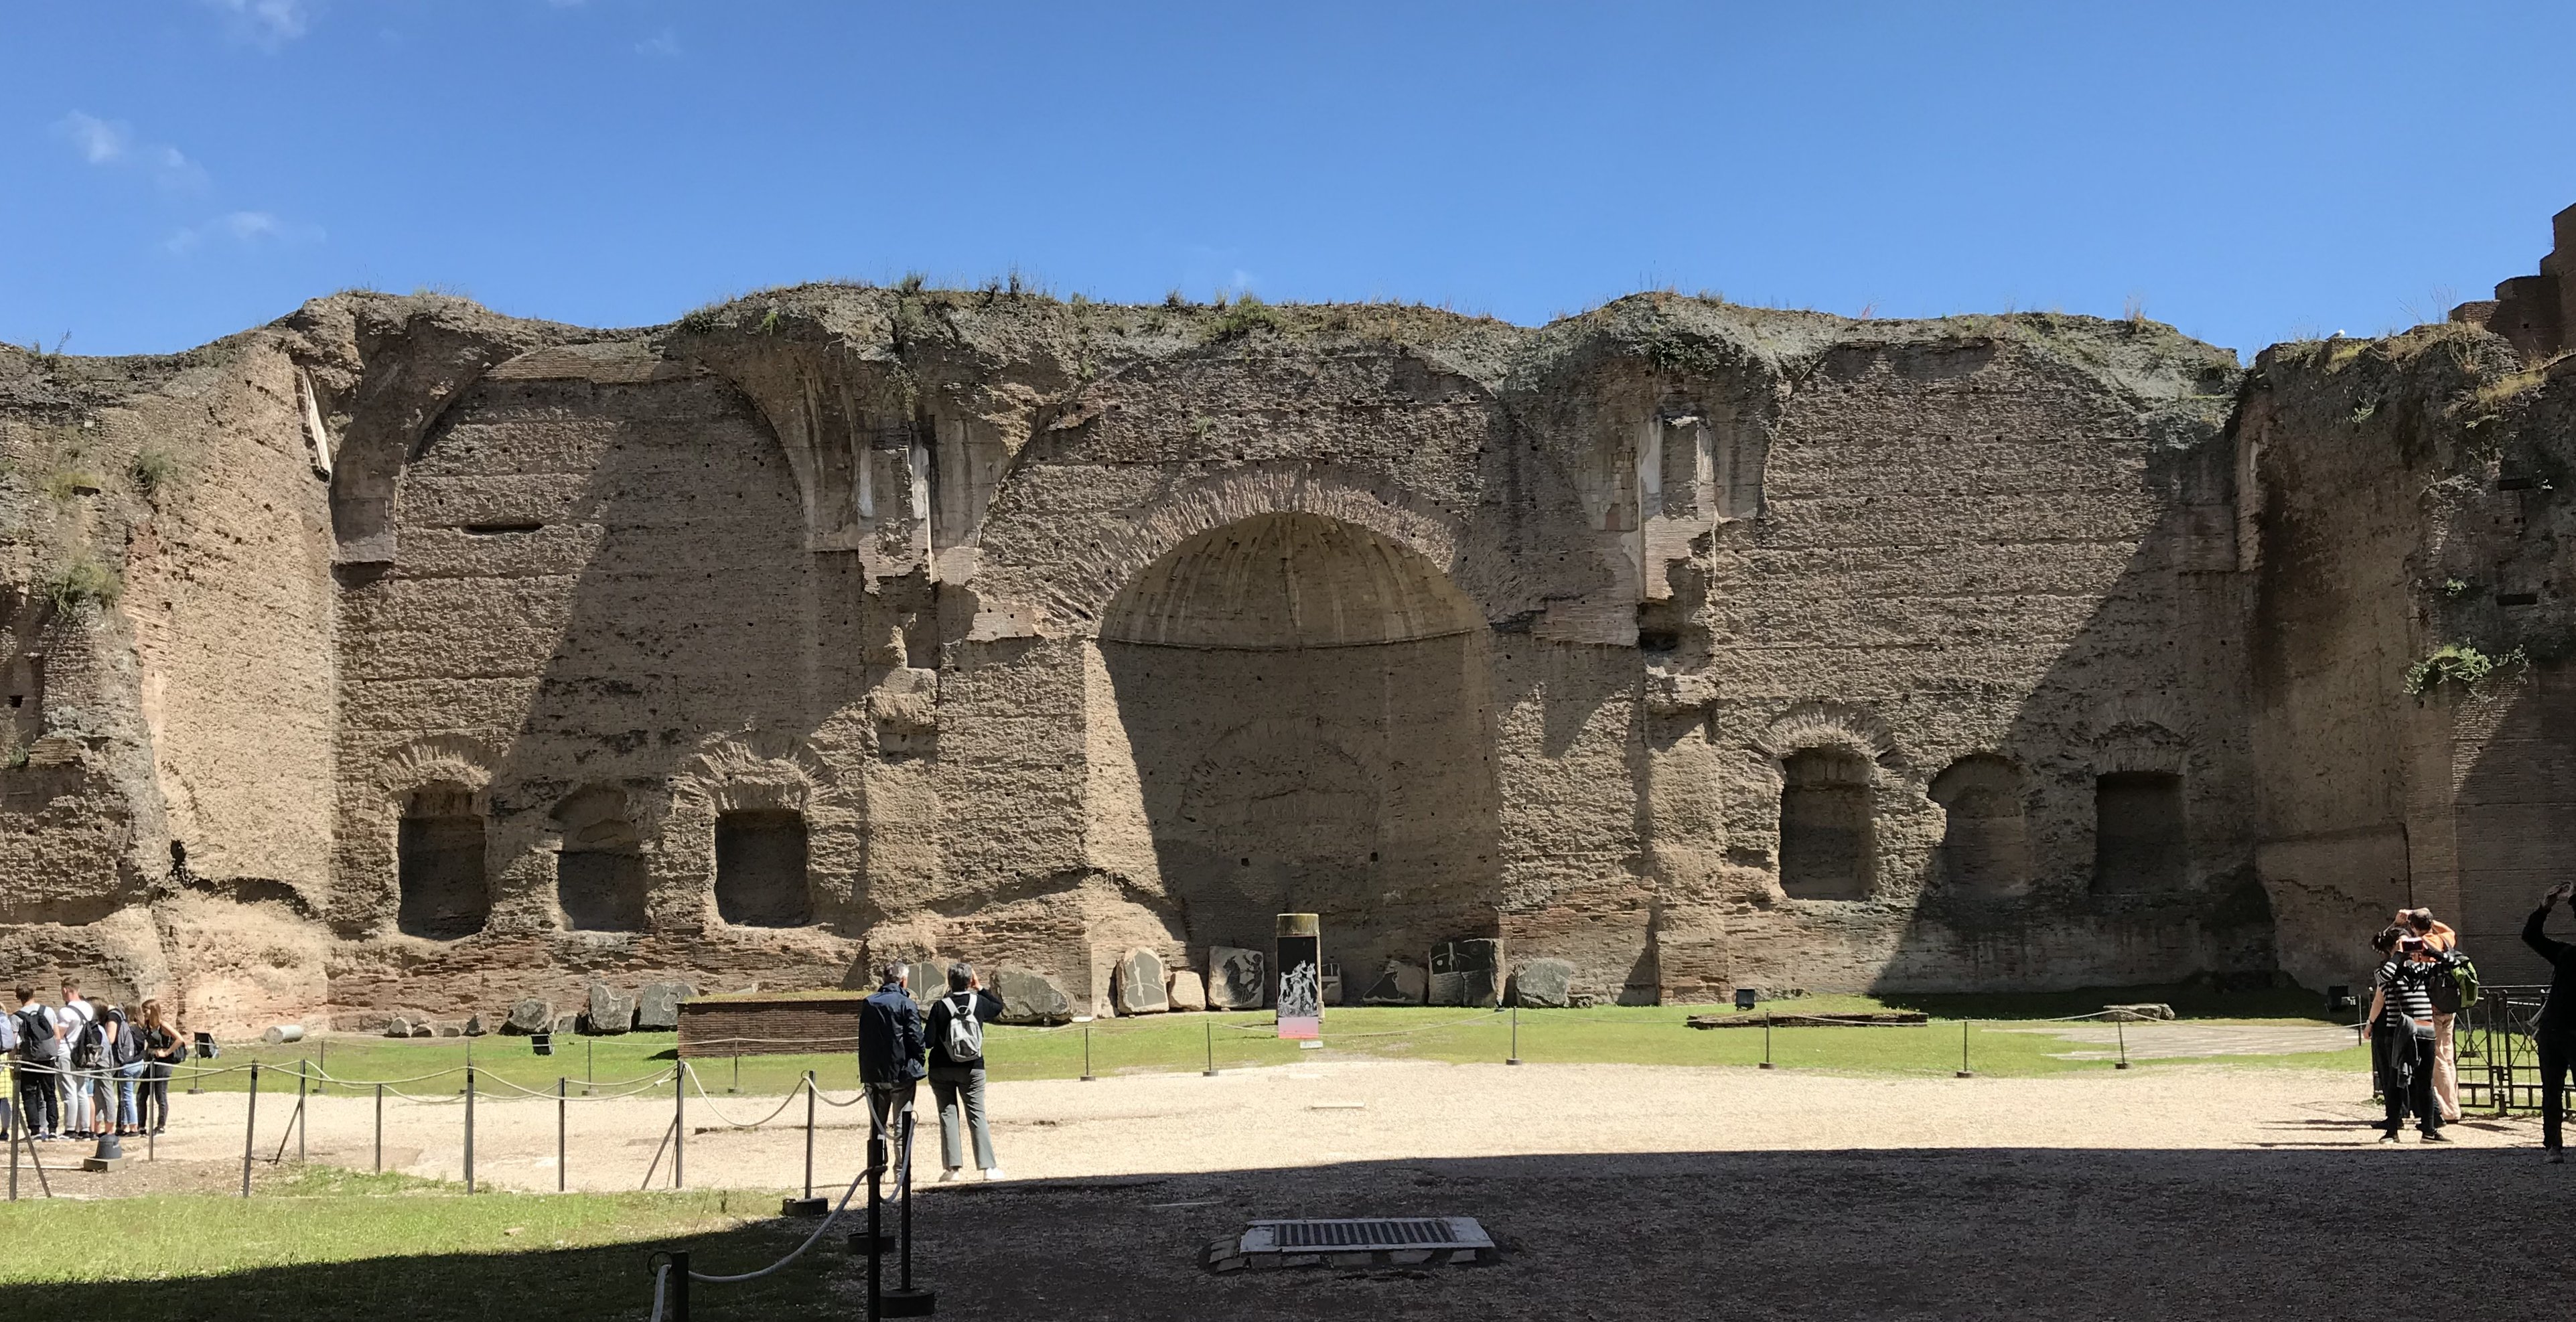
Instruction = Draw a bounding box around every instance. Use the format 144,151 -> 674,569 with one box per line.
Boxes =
1097,512 -> 1501,974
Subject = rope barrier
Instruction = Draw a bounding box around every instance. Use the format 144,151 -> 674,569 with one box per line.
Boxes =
678,1063 -> 802,1128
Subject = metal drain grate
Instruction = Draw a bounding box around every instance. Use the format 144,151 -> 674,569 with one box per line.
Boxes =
1238,1217 -> 1493,1255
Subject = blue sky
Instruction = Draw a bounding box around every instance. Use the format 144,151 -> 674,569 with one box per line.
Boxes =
6,1 -> 2572,356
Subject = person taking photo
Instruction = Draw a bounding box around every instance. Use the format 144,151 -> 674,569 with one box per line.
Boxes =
2365,926 -> 2448,1143
923,962 -> 1006,1183
2523,881 -> 2576,1163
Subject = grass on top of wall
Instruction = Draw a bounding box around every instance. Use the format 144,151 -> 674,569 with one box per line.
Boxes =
163,988 -> 2362,1098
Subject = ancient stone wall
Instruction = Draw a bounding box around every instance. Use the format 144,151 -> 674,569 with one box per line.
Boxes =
8,252 -> 2570,1031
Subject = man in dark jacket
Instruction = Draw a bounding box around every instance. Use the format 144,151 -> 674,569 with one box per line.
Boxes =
2525,881 -> 2576,1162
857,962 -> 925,1144
924,962 -> 1006,1182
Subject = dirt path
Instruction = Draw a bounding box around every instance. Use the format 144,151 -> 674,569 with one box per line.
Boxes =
21,1057 -> 2537,1199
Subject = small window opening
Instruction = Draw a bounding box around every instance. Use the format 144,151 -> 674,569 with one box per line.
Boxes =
714,809 -> 810,927
2093,771 -> 2186,893
1778,748 -> 1873,900
397,782 -> 489,939
555,788 -> 646,932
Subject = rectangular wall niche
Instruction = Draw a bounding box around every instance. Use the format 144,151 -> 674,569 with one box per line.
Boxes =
715,809 -> 811,927
397,784 -> 489,939
2093,772 -> 2186,893
1778,749 -> 1873,900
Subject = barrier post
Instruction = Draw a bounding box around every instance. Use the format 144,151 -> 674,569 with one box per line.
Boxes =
804,1072 -> 816,1200
558,1076 -> 569,1193
1202,1020 -> 1217,1077
8,1063 -> 17,1201
2115,1017 -> 2132,1070
730,1053 -> 739,1094
1955,1021 -> 1975,1079
374,1083 -> 383,1174
296,1060 -> 309,1164
670,1249 -> 691,1322
463,1066 -> 478,1193
672,1064 -> 685,1189
1760,1013 -> 1775,1070
317,1037 -> 327,1094
867,1119 -> 885,1322
585,1038 -> 594,1095
880,1106 -> 936,1314
1506,1004 -> 1521,1066
240,1060 -> 259,1197
1081,1025 -> 1095,1082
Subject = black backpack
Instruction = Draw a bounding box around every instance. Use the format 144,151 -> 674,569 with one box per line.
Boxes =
111,1015 -> 145,1067
14,1007 -> 56,1059
68,1017 -> 104,1069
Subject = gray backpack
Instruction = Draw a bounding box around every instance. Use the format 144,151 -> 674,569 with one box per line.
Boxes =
942,993 -> 984,1061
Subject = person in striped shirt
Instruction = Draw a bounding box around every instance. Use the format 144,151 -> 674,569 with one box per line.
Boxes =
2365,926 -> 2448,1143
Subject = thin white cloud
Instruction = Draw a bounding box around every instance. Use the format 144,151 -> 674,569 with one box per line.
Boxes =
200,0 -> 314,48
53,113 -> 209,191
56,112 -> 130,165
165,210 -> 324,256
636,27 -> 679,56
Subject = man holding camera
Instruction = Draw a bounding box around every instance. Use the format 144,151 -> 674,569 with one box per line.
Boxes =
2365,926 -> 2448,1143
2396,906 -> 2465,1122
2524,881 -> 2576,1163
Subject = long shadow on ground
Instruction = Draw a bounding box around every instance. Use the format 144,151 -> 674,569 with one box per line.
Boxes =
14,1143 -> 2572,1321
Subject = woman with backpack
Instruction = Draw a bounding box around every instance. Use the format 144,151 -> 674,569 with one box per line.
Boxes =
924,962 -> 1007,1183
135,999 -> 183,1134
96,1003 -> 149,1137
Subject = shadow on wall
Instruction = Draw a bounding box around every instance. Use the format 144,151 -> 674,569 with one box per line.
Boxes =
1096,512 -> 1504,976
1869,427 -> 2274,994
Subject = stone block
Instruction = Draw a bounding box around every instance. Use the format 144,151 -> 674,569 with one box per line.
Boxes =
1429,938 -> 1502,1007
991,966 -> 1074,1025
1115,948 -> 1168,1015
433,1022 -> 463,1038
2104,1003 -> 2175,1021
408,1021 -> 433,1039
463,1015 -> 487,1037
584,981 -> 636,1035
635,980 -> 697,1031
553,1014 -> 577,1035
1208,946 -> 1266,1009
1362,958 -> 1427,1005
1511,958 -> 1575,1009
1168,969 -> 1208,1012
503,999 -> 553,1035
385,1017 -> 415,1039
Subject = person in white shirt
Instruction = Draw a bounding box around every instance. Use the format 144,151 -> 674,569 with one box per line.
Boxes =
57,982 -> 96,1140
11,986 -> 62,1139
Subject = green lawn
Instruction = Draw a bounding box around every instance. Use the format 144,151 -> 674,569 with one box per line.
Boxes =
178,987 -> 2366,1096
0,1168 -> 835,1318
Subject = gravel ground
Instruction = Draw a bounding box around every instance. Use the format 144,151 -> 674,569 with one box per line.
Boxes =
15,1059 -> 2569,1319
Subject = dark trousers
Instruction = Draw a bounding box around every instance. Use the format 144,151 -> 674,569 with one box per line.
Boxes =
141,1061 -> 173,1131
2379,1029 -> 2441,1133
2541,1033 -> 2572,1152
15,1063 -> 60,1136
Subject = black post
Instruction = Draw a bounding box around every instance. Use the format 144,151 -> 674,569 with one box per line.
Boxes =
586,1037 -> 594,1096
1202,1019 -> 1217,1077
8,1088 -> 17,1201
669,1249 -> 691,1322
672,1063 -> 685,1189
1760,1013 -> 1775,1070
2115,1017 -> 2131,1070
900,1108 -> 916,1285
296,1060 -> 308,1164
1081,1025 -> 1094,1082
241,1060 -> 259,1197
804,1072 -> 816,1199
1956,1021 -> 1974,1079
373,1083 -> 383,1174
867,1122 -> 885,1322
317,1037 -> 327,1094
558,1076 -> 568,1193
1506,1003 -> 1521,1066
464,1066 -> 476,1194
730,1053 -> 740,1094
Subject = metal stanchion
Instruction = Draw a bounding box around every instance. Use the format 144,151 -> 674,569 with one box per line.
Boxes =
585,1038 -> 594,1096
373,1082 -> 384,1173
1081,1025 -> 1096,1082
883,1106 -> 936,1315
1955,1021 -> 1975,1079
464,1066 -> 477,1194
296,1060 -> 309,1164
1760,1012 -> 1776,1070
668,1249 -> 691,1322
2115,1017 -> 2132,1070
1202,1020 -> 1218,1077
784,1072 -> 825,1216
672,1064 -> 685,1189
866,1116 -> 885,1322
729,1053 -> 740,1094
240,1060 -> 259,1197
1506,1003 -> 1521,1066
558,1077 -> 568,1193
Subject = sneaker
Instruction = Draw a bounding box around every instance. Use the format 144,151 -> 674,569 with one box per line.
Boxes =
937,1167 -> 962,1184
981,1167 -> 1008,1181
2420,1129 -> 2451,1143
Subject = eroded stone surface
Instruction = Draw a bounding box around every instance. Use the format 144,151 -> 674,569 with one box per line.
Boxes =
1167,970 -> 1208,1013
1115,949 -> 1167,1015
991,966 -> 1074,1025
636,980 -> 697,1031
1208,946 -> 1267,1011
583,982 -> 635,1035
504,999 -> 552,1034
1512,958 -> 1575,1009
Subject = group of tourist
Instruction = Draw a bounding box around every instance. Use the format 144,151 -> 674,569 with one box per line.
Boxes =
3,981 -> 190,1144
857,960 -> 1008,1183
2373,882 -> 2576,1161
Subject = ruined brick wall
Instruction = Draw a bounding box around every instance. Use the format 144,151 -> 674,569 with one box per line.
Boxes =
33,275 -> 2566,1030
